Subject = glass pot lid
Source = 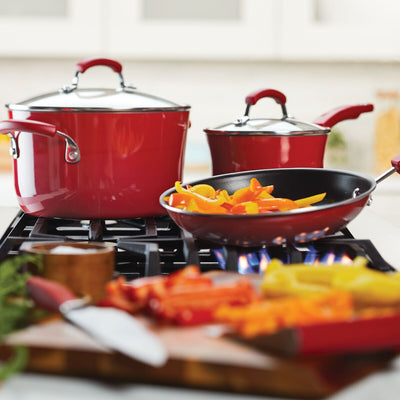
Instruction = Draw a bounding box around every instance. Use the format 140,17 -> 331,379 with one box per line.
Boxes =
7,58 -> 190,113
205,88 -> 329,136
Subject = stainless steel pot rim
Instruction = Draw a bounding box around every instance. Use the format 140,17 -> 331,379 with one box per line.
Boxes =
7,104 -> 191,113
204,129 -> 330,137
204,118 -> 330,136
7,88 -> 191,113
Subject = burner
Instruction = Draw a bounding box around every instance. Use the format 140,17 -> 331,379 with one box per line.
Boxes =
0,211 -> 395,280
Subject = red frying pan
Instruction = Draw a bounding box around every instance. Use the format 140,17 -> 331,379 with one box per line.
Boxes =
160,156 -> 400,247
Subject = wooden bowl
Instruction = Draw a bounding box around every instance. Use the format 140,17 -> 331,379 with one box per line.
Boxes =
21,241 -> 115,302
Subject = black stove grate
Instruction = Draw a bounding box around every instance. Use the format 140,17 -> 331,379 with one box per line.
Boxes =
0,211 -> 395,280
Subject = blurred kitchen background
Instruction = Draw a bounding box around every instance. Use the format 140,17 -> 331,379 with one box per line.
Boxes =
1,0 -> 400,206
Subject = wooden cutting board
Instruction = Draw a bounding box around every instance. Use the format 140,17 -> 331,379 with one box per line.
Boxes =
2,316 -> 397,399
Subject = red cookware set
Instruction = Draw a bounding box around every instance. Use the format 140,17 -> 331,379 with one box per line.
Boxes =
1,57 -> 391,247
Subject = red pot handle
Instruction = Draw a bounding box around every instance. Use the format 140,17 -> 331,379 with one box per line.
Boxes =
244,88 -> 288,119
0,119 -> 80,164
0,119 -> 57,137
61,58 -> 134,93
313,104 -> 374,128
76,58 -> 123,74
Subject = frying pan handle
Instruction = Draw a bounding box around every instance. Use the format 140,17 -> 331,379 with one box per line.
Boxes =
0,119 -> 80,164
61,58 -> 135,93
392,154 -> 400,171
375,154 -> 400,184
244,89 -> 288,119
313,104 -> 374,128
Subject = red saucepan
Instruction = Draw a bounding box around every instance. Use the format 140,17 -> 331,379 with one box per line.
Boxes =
160,156 -> 400,247
204,88 -> 373,175
0,58 -> 190,219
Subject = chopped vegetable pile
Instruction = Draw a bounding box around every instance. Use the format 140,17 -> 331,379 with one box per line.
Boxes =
98,266 -> 260,326
98,257 -> 400,340
163,178 -> 326,214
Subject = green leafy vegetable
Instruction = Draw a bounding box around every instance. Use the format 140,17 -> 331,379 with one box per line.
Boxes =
0,346 -> 28,381
0,254 -> 43,381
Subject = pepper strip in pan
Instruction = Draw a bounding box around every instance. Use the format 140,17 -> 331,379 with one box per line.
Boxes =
164,178 -> 326,215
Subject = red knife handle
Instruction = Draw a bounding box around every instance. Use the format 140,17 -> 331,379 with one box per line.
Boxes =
27,276 -> 77,312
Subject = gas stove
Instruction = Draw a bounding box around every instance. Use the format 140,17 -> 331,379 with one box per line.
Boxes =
0,211 -> 395,278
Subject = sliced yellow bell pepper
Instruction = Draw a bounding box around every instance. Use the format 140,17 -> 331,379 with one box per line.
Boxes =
294,192 -> 326,208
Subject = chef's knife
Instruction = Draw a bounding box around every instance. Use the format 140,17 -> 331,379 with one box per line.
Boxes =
27,276 -> 168,367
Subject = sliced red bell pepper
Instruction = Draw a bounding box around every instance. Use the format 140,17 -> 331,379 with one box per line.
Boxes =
148,279 -> 261,324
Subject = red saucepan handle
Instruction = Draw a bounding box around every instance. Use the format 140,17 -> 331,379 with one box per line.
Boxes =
313,104 -> 374,128
27,276 -> 77,312
245,88 -> 287,106
76,58 -> 123,74
244,88 -> 288,118
0,119 -> 57,137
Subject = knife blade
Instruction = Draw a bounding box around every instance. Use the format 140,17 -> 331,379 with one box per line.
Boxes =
27,276 -> 168,367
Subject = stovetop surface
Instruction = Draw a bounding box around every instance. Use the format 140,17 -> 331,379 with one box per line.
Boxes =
0,211 -> 395,279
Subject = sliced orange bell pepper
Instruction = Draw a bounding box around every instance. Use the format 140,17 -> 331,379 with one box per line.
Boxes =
231,201 -> 259,214
231,179 -> 263,204
168,193 -> 192,208
172,181 -> 227,213
167,179 -> 325,215
256,198 -> 299,212
214,290 -> 354,338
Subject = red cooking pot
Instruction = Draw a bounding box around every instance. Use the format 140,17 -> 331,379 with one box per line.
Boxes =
204,88 -> 373,175
1,58 -> 190,219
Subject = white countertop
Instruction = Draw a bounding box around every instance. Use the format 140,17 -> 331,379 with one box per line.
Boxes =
1,178 -> 400,399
